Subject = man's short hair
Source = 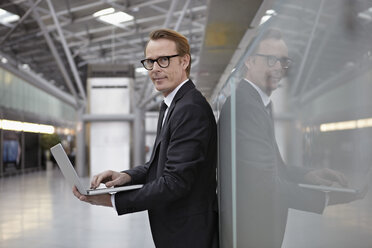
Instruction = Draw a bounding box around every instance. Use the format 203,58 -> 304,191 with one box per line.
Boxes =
146,29 -> 192,77
250,28 -> 283,54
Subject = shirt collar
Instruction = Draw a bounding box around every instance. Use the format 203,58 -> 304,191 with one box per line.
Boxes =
163,79 -> 189,107
243,78 -> 271,107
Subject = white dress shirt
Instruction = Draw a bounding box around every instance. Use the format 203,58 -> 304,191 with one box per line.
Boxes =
111,79 -> 190,210
243,78 -> 271,107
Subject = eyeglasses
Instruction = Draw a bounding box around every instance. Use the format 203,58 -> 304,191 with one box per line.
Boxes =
141,54 -> 180,70
255,54 -> 292,69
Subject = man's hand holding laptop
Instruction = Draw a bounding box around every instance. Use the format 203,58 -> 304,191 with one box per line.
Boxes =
73,186 -> 112,207
302,168 -> 368,205
73,170 -> 132,207
90,170 -> 132,189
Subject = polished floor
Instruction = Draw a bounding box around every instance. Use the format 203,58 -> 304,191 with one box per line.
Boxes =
1,168 -> 372,248
283,178 -> 372,248
0,168 -> 155,248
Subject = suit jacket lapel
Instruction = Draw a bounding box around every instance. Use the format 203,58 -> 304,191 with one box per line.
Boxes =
240,80 -> 273,124
240,80 -> 283,170
162,80 -> 195,128
148,80 -> 195,165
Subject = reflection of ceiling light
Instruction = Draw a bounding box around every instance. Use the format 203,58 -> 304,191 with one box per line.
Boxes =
358,12 -> 372,20
0,8 -> 20,26
260,9 -> 277,25
320,118 -> 372,132
93,8 -> 134,27
1,57 -> 8,63
358,8 -> 372,22
266,9 -> 276,15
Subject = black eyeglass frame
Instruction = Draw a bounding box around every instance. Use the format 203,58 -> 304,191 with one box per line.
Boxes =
255,53 -> 292,69
141,54 -> 180,70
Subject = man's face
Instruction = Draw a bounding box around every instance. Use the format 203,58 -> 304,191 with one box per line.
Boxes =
245,38 -> 289,96
145,38 -> 190,97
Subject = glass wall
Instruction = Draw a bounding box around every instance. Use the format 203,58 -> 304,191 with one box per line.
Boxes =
0,67 -> 76,122
217,0 -> 372,247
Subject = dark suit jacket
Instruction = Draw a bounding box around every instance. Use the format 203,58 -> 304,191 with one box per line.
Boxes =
114,80 -> 219,248
218,80 -> 325,248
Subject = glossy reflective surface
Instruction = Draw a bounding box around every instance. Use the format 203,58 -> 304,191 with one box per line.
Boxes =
0,169 -> 155,248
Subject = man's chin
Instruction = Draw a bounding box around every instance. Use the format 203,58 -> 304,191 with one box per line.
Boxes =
269,80 -> 280,90
155,86 -> 170,96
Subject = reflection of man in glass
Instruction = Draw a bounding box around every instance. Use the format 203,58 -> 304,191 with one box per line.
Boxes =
219,29 -> 364,248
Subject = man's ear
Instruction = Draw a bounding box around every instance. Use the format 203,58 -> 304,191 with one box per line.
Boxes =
181,54 -> 190,70
245,56 -> 254,70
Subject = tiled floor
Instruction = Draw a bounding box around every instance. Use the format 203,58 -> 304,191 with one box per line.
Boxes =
0,169 -> 155,248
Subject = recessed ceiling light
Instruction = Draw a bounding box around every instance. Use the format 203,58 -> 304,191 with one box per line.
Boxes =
93,7 -> 115,18
0,8 -> 20,26
98,11 -> 134,25
266,9 -> 276,15
260,15 -> 272,25
19,63 -> 30,71
93,8 -> 134,27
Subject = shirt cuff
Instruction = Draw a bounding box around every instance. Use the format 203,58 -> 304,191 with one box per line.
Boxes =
111,194 -> 117,212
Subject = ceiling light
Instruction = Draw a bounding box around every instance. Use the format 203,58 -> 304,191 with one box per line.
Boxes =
1,57 -> 8,63
260,15 -> 272,25
0,8 -> 20,26
93,7 -> 115,17
20,63 -> 30,71
319,118 -> 372,132
357,8 -> 372,21
0,119 -> 55,134
93,8 -> 134,27
260,9 -> 277,25
98,11 -> 134,25
358,12 -> 372,21
266,9 -> 276,15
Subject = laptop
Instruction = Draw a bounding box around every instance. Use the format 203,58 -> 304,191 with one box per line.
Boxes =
50,143 -> 143,195
298,167 -> 372,194
298,183 -> 358,193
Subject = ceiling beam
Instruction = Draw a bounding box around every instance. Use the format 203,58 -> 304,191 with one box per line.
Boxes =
32,3 -> 81,106
0,0 -> 43,46
290,0 -> 325,97
174,0 -> 191,31
163,0 -> 179,28
47,0 -> 86,102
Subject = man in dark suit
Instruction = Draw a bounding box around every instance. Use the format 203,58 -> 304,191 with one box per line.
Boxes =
218,29 -> 362,247
73,29 -> 219,247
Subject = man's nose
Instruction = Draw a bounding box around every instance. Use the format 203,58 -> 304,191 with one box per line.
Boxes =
273,60 -> 283,69
152,61 -> 162,71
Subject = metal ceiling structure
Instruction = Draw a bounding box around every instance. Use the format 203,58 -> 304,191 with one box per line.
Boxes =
0,0 -> 210,110
3,0 -> 369,113
0,0 -> 264,176
211,0 -> 372,111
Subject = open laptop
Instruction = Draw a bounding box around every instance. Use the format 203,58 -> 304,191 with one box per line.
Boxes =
298,166 -> 372,194
298,183 -> 359,193
50,143 -> 142,195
